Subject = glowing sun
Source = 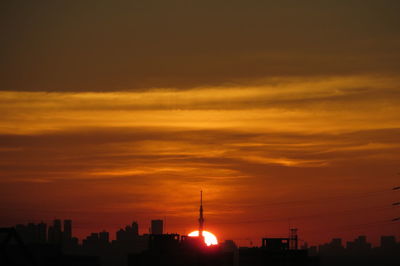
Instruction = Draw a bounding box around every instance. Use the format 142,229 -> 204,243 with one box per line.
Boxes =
188,230 -> 218,246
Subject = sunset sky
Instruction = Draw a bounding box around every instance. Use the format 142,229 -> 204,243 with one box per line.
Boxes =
1,1 -> 400,246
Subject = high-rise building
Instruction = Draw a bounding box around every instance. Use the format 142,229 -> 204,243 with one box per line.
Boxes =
99,231 -> 109,243
53,219 -> 63,243
131,221 -> 139,236
116,229 -> 125,241
64,220 -> 72,241
48,226 -> 54,243
151,220 -> 163,235
38,222 -> 47,243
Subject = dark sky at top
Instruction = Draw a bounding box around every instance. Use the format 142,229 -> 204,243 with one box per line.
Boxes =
1,0 -> 399,91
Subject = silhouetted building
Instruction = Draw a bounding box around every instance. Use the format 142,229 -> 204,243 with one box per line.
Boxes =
117,221 -> 139,241
99,231 -> 110,243
64,219 -> 72,241
150,220 -> 163,235
2,227 -> 99,266
240,237 -> 316,266
83,233 -> 100,246
83,231 -> 111,259
262,238 -> 289,251
375,235 -> 400,265
148,234 -> 180,250
314,235 -> 400,266
53,219 -> 63,244
9,219 -> 400,266
221,240 -> 239,266
380,235 -> 396,250
131,221 -> 139,236
346,235 -> 371,254
113,222 -> 149,262
38,222 -> 47,243
83,231 -> 110,247
15,222 -> 48,244
319,238 -> 345,256
129,234 -> 234,266
289,228 -> 298,250
308,246 -> 318,257
48,225 -> 54,243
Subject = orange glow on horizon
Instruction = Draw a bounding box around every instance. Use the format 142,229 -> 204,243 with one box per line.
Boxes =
188,230 -> 218,246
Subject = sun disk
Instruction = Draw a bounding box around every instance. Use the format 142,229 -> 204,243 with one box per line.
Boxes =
188,230 -> 218,246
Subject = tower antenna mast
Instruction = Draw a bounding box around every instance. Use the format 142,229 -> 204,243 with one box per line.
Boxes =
199,190 -> 204,238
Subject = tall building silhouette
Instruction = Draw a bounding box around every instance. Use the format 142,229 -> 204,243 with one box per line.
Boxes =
53,219 -> 62,243
151,220 -> 163,235
64,219 -> 72,241
131,221 -> 139,236
99,230 -> 109,243
38,222 -> 47,243
48,225 -> 54,243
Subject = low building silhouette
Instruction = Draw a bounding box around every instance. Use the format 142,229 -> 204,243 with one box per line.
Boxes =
5,219 -> 400,266
239,237 -> 318,266
0,227 -> 99,266
129,234 -> 234,266
312,235 -> 400,266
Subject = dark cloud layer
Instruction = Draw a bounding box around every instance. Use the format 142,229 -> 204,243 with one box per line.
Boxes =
1,1 -> 400,91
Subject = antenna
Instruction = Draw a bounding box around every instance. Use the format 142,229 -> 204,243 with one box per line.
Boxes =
199,190 -> 204,237
289,228 -> 298,250
164,216 -> 167,234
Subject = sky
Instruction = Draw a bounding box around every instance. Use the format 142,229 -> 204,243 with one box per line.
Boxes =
1,1 -> 400,246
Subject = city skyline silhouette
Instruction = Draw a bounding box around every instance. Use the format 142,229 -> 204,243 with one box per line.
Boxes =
3,213 -> 400,266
